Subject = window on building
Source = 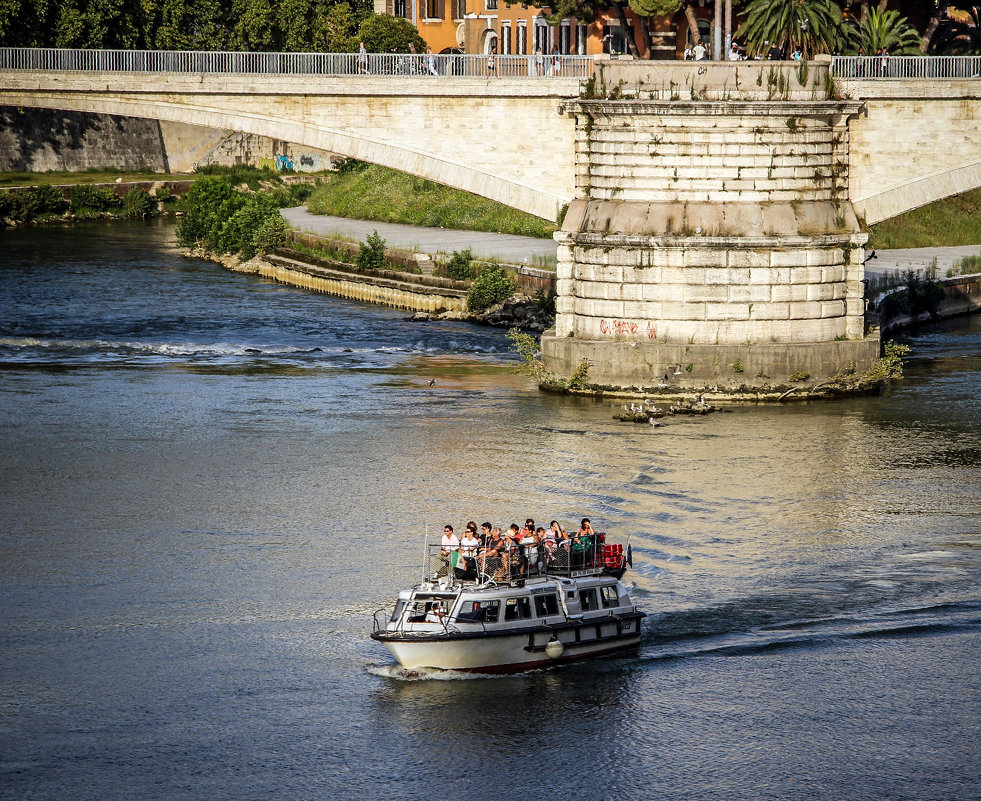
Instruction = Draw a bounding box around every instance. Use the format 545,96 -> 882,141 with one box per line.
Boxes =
452,0 -> 465,17
501,23 -> 511,55
577,23 -> 587,55
486,0 -> 498,8
394,0 -> 406,16
426,0 -> 442,19
534,20 -> 548,54
603,23 -> 628,55
559,22 -> 570,54
687,18 -> 711,46
517,23 -> 527,55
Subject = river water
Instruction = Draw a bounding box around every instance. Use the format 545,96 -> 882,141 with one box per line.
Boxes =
1,220 -> 979,801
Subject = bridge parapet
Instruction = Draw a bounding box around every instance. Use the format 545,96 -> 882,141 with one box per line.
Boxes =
0,47 -> 593,79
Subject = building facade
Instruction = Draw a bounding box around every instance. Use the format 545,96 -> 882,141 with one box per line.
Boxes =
373,0 -> 718,59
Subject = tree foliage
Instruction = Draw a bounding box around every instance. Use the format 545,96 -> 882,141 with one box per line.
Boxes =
357,12 -> 426,52
0,0 -> 385,51
736,0 -> 844,55
844,7 -> 921,54
931,3 -> 981,55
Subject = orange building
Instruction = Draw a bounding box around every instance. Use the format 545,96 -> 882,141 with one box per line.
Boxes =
373,0 -> 718,60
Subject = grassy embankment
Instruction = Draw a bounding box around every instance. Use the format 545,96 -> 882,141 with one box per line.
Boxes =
867,188 -> 981,250
305,161 -> 558,240
0,168 -> 193,187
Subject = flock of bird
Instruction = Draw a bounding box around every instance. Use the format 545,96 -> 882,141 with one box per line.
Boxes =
618,395 -> 715,427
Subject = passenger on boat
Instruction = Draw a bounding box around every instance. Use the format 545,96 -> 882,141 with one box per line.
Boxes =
479,521 -> 492,547
550,520 -> 569,548
504,525 -> 526,578
440,525 -> 459,555
571,518 -> 594,567
521,518 -> 536,540
460,525 -> 480,557
437,524 -> 460,577
522,526 -> 540,574
424,602 -> 446,624
542,531 -> 558,565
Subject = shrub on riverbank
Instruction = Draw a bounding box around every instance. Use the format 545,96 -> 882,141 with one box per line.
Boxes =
868,188 -> 981,249
467,266 -> 516,313
305,162 -> 558,238
176,169 -> 308,258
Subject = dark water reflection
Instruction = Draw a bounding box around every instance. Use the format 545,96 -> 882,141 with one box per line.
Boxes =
1,221 -> 979,801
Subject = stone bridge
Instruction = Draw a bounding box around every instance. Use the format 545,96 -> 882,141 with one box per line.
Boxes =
2,50 -> 981,394
1,51 -> 980,225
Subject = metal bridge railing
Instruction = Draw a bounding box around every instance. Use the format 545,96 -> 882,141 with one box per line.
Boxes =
0,47 -> 593,78
831,55 -> 981,80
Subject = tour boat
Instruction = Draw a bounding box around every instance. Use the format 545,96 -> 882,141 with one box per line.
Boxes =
371,533 -> 645,674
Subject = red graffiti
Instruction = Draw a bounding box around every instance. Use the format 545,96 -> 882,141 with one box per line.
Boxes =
599,319 -> 638,336
646,322 -> 657,339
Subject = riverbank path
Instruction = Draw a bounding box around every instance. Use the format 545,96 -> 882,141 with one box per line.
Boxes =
280,206 -> 558,265
281,206 -> 981,275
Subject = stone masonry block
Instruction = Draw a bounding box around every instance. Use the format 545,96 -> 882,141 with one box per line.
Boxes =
555,278 -> 576,297
729,284 -> 771,303
821,300 -> 846,318
728,250 -> 771,269
575,264 -> 623,283
661,301 -> 705,320
622,300 -> 662,319
750,302 -> 791,320
705,303 -> 750,321
639,283 -> 681,302
790,301 -> 822,319
684,251 -> 727,269
806,283 -> 837,302
771,284 -> 809,303
576,298 -> 624,318
770,250 -> 809,268
685,285 -> 728,303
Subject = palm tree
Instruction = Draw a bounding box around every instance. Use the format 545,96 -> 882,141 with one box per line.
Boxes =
844,7 -> 922,54
736,0 -> 844,56
931,4 -> 981,55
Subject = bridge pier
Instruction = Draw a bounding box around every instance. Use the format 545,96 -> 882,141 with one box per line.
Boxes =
541,60 -> 880,395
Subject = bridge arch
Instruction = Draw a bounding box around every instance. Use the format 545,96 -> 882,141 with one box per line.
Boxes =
0,68 -> 580,221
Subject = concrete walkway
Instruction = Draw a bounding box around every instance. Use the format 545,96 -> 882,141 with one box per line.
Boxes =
281,206 -> 981,275
280,206 -> 557,264
864,244 -> 981,278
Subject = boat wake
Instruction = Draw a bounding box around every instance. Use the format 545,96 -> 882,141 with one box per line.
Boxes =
366,664 -> 503,681
636,599 -> 981,664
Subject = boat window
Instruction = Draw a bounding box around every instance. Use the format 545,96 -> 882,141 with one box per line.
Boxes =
406,598 -> 449,623
580,588 -> 598,611
600,585 -> 619,608
534,593 -> 559,617
504,596 -> 532,621
456,599 -> 499,623
390,600 -> 407,623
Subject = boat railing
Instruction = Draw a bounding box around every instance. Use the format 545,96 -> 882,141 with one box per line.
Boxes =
424,537 -> 626,586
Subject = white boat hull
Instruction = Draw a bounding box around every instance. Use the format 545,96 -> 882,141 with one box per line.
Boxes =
376,617 -> 643,673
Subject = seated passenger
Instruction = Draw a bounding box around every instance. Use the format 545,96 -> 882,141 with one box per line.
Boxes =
571,518 -> 595,566
460,525 -> 480,557
424,602 -> 445,624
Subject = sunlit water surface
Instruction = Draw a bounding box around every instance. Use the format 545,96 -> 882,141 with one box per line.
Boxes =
1,221 -> 979,801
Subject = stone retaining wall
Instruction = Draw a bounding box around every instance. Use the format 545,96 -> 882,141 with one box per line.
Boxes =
259,253 -> 468,314
880,273 -> 981,334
